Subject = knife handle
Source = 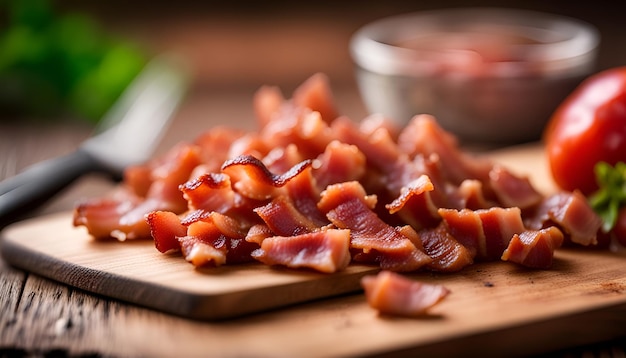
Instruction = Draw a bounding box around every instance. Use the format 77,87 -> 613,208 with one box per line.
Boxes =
0,150 -> 100,228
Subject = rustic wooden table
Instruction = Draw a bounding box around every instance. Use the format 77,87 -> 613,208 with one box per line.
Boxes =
2,2 -> 626,356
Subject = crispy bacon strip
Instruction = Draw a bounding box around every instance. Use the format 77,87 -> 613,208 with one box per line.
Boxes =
221,155 -> 312,200
180,173 -> 233,212
361,270 -> 450,317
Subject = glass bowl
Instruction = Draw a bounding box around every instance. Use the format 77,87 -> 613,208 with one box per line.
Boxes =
350,7 -> 600,145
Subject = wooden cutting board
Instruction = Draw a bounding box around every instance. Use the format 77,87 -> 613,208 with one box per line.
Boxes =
0,212 -> 378,320
2,144 -> 626,348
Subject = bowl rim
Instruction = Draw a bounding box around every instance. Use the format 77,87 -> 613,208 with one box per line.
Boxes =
350,7 -> 600,77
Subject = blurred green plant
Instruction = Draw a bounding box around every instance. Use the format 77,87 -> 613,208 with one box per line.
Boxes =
0,0 -> 147,123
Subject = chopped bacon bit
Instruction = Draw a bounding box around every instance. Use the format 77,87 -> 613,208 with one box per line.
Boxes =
179,216 -> 259,267
180,173 -> 234,212
314,141 -> 367,189
361,270 -> 450,317
526,191 -> 602,246
386,175 -> 441,230
321,182 -> 432,272
489,166 -> 543,210
454,179 -> 494,210
245,224 -> 273,245
332,116 -> 401,174
502,227 -> 564,269
292,73 -> 339,123
254,196 -> 319,236
179,236 -> 227,267
398,115 -> 492,186
124,165 -> 152,198
221,155 -> 312,200
194,126 -> 247,172
419,223 -> 474,272
146,211 -> 186,253
283,166 -> 328,226
252,229 -> 351,273
439,207 -> 525,261
253,85 -> 285,128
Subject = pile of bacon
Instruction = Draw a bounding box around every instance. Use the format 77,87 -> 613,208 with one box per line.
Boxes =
73,73 -> 603,315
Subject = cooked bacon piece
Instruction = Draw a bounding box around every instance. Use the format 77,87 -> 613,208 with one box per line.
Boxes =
146,211 -> 186,253
194,126 -> 247,172
320,182 -> 432,272
283,166 -> 328,226
262,144 -> 305,174
526,191 -> 601,246
180,173 -> 234,212
313,141 -> 367,189
145,143 -> 204,213
73,195 -> 145,240
245,224 -> 273,245
260,106 -> 335,160
439,207 -> 525,261
74,143 -> 202,240
178,220 -> 227,267
227,133 -> 271,162
292,72 -> 339,123
419,223 -> 474,272
205,211 -> 249,239
254,196 -> 319,236
221,155 -> 312,200
252,229 -> 351,273
398,115 -> 492,186
395,225 -> 425,251
178,215 -> 258,267
361,270 -> 450,317
124,165 -> 152,198
332,116 -> 401,174
452,179 -> 494,210
386,175 -> 441,230
227,237 -> 261,264
501,227 -> 564,269
489,166 -> 543,209
359,113 -> 400,140
317,180 -> 377,213
253,85 -> 285,128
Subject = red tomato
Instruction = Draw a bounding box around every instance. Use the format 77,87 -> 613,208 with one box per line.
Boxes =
544,67 -> 626,195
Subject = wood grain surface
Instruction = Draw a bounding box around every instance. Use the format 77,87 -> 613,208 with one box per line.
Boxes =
0,212 -> 378,320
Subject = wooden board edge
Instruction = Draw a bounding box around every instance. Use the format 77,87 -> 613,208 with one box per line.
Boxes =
0,222 -> 378,320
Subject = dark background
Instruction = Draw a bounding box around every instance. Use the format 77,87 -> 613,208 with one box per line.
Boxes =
56,0 -> 626,91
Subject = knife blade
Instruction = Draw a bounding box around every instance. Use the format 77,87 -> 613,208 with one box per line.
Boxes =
0,55 -> 189,228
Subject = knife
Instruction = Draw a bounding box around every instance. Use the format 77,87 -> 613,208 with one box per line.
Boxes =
0,55 -> 189,228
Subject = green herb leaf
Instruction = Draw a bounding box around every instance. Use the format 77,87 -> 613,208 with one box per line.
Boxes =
589,161 -> 626,232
